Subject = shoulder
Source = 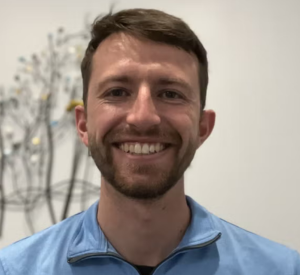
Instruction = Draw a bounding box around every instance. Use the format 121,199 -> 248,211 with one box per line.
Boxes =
0,211 -> 85,275
211,214 -> 300,273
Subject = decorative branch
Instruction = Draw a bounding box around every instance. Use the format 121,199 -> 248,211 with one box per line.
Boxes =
0,98 -> 6,237
0,17 -> 100,237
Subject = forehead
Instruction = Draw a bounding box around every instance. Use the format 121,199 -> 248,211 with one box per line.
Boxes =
90,32 -> 200,87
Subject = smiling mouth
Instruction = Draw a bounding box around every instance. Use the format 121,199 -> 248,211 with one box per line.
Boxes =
113,142 -> 171,155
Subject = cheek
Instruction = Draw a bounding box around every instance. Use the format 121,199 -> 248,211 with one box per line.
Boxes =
167,112 -> 199,147
86,103 -> 125,141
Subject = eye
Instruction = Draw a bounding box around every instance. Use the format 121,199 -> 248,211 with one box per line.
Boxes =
160,90 -> 182,99
107,88 -> 129,97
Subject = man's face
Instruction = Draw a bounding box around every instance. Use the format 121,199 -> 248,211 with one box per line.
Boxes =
76,33 -> 215,200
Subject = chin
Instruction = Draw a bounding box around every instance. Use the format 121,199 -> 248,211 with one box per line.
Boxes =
109,173 -> 178,201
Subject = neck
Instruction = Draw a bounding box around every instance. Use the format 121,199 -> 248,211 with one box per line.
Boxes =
97,177 -> 190,267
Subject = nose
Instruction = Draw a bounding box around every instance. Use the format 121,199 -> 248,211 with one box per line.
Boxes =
126,86 -> 161,131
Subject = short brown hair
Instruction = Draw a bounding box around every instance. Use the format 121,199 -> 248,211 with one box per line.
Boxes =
81,8 -> 209,110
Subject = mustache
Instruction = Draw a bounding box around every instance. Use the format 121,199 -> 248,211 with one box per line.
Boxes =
104,126 -> 182,144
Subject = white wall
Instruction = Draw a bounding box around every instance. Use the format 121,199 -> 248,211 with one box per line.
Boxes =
0,0 -> 300,251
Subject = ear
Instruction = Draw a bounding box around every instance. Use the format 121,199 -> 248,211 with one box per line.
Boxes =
75,105 -> 89,147
197,110 -> 216,148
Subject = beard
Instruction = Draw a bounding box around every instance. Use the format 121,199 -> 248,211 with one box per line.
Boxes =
88,125 -> 198,201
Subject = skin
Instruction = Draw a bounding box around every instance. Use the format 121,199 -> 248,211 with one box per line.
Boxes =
75,32 -> 216,266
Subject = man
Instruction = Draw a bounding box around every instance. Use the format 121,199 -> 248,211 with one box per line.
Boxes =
0,8 -> 299,275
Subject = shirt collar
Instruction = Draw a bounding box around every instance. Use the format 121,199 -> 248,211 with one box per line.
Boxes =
67,201 -> 107,260
67,196 -> 221,260
174,196 -> 221,251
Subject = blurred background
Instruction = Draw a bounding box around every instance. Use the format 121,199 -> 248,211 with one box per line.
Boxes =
0,0 -> 299,251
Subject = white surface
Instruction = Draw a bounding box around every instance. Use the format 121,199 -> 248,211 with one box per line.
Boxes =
0,0 -> 300,251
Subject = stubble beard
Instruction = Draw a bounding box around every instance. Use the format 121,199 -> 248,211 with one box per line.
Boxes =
88,130 -> 198,201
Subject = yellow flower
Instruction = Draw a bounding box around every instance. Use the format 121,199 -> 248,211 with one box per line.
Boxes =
66,100 -> 84,112
32,137 -> 40,145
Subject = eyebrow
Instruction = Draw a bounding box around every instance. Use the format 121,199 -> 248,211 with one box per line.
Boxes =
96,75 -> 192,92
156,76 -> 192,91
96,75 -> 131,92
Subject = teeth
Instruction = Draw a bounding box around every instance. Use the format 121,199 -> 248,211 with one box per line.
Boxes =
149,144 -> 155,153
142,144 -> 149,154
134,143 -> 142,154
124,143 -> 129,152
119,142 -> 167,155
130,144 -> 135,153
155,143 -> 160,152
